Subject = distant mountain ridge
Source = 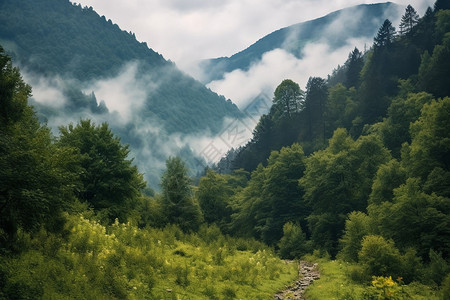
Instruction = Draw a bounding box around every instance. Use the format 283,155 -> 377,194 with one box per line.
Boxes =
200,2 -> 402,84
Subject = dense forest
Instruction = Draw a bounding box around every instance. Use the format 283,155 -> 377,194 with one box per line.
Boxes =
1,1 -> 450,299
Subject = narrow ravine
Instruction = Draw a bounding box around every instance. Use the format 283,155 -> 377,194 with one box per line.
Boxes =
274,261 -> 320,300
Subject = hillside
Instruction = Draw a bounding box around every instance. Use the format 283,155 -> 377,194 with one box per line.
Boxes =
0,0 -> 242,133
0,0 -> 243,187
199,2 -> 402,84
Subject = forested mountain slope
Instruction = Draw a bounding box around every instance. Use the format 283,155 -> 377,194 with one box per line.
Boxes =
0,0 -> 242,187
200,2 -> 401,84
222,3 -> 450,173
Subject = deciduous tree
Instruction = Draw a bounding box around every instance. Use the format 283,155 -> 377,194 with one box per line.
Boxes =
58,120 -> 145,223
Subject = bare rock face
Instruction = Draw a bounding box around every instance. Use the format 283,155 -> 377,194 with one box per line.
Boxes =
274,261 -> 320,300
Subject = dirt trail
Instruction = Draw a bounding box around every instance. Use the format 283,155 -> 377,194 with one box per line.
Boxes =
274,261 -> 320,300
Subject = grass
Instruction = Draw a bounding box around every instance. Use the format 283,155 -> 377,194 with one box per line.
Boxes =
302,256 -> 441,300
1,215 -> 298,299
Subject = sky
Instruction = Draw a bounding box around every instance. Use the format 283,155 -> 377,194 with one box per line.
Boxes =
72,0 -> 434,65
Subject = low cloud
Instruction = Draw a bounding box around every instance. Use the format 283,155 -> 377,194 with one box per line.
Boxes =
23,61 -> 237,189
207,38 -> 370,110
23,74 -> 67,109
83,62 -> 150,124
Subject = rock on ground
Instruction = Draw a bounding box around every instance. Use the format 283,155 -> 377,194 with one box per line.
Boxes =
274,261 -> 320,300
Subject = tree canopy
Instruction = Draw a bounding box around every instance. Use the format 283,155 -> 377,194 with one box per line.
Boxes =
58,120 -> 145,222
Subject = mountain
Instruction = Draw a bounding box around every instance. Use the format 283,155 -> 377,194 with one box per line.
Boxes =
199,2 -> 402,84
0,0 -> 242,133
0,0 -> 243,188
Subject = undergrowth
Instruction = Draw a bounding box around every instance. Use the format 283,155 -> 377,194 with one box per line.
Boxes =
1,214 -> 297,299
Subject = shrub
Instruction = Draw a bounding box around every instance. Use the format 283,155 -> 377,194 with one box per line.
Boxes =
441,273 -> 450,300
338,211 -> 371,262
349,264 -> 371,283
364,276 -> 407,300
278,222 -> 308,259
358,235 -> 402,278
426,249 -> 450,286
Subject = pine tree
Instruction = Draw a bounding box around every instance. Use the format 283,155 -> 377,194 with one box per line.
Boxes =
345,47 -> 364,88
399,5 -> 419,35
161,157 -> 203,231
374,19 -> 396,48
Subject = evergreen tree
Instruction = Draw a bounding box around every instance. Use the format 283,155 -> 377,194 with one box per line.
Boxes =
161,157 -> 203,231
399,5 -> 420,35
196,169 -> 234,231
345,47 -> 364,88
374,19 -> 396,48
305,77 -> 328,143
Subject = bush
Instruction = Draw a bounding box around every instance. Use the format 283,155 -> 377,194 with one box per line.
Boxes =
364,276 -> 407,300
338,211 -> 371,262
426,249 -> 450,286
278,222 -> 309,259
358,235 -> 403,278
349,264 -> 371,283
441,274 -> 450,300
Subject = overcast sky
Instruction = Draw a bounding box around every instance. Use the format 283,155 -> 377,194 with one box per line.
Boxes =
73,0 -> 434,64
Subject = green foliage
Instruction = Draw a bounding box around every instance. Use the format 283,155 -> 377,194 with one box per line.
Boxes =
441,273 -> 450,300
305,76 -> 328,143
278,222 -> 309,259
375,92 -> 434,157
358,235 -> 403,278
196,169 -> 236,232
374,19 -> 396,48
369,159 -> 406,206
345,47 -> 364,89
0,47 -> 75,248
58,120 -> 145,223
304,259 -> 440,300
0,215 -> 298,299
326,84 -> 358,132
299,129 -> 390,255
231,144 -> 308,245
425,249 -> 450,286
364,276 -> 407,300
418,33 -> 450,98
399,5 -> 420,35
161,157 -> 203,232
131,195 -> 166,228
404,97 -> 450,181
339,211 -> 371,262
376,178 -> 450,258
272,79 -> 304,118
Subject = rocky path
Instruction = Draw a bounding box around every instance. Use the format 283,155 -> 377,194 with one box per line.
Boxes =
274,261 -> 320,300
